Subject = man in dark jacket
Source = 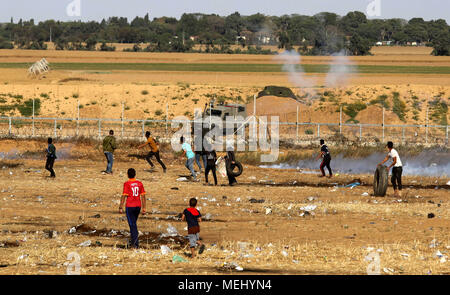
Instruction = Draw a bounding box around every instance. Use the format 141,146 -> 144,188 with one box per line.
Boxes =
225,149 -> 237,186
45,137 -> 57,178
102,130 -> 117,174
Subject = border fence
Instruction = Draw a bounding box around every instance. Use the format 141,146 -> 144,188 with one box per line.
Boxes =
0,115 -> 448,146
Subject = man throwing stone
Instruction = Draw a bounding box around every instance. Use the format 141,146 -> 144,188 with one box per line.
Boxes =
138,131 -> 166,173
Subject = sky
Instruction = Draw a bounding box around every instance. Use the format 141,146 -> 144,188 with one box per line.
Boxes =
1,0 -> 449,23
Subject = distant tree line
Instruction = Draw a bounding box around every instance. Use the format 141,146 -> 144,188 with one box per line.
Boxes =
0,11 -> 449,56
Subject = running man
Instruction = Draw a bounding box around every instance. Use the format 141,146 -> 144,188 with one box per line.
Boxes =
45,137 -> 57,178
119,168 -> 146,249
102,130 -> 117,174
378,141 -> 403,197
180,136 -> 197,181
316,139 -> 332,178
138,131 -> 167,173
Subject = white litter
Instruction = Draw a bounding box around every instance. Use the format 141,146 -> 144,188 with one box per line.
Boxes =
265,208 -> 272,215
176,177 -> 188,182
69,227 -> 76,234
281,250 -> 288,257
78,240 -> 92,247
300,205 -> 317,212
361,192 -> 369,196
160,245 -> 172,255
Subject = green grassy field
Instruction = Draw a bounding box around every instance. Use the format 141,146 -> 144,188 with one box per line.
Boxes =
2,62 -> 450,74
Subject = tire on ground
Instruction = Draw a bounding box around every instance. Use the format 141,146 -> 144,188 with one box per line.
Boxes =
373,165 -> 388,196
227,161 -> 243,177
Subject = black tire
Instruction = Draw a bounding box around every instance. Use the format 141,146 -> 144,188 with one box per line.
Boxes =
227,161 -> 243,177
373,165 -> 388,196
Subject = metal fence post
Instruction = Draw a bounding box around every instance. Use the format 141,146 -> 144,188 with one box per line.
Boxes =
8,117 -> 11,136
402,127 -> 405,144
296,105 -> 299,143
142,120 -> 145,137
359,124 -> 362,141
317,124 -> 320,138
446,125 -> 448,144
426,107 -> 429,144
32,98 -> 35,137
165,103 -> 169,140
382,107 -> 385,143
121,102 -> 124,139
54,119 -> 57,138
98,119 -> 101,139
76,101 -> 80,137
339,106 -> 342,134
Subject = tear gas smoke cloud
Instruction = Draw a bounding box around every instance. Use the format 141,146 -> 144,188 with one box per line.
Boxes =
325,50 -> 356,87
261,150 -> 450,176
274,50 -> 316,93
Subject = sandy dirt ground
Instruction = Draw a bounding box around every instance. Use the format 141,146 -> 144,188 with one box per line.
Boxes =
0,139 -> 448,275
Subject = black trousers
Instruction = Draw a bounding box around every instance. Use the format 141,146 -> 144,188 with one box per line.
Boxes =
320,154 -> 332,176
205,161 -> 217,185
45,157 -> 55,177
391,167 -> 403,190
146,151 -> 166,170
225,160 -> 237,185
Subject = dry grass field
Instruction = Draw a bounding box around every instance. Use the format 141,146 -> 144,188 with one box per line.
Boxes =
0,46 -> 448,275
0,139 -> 448,275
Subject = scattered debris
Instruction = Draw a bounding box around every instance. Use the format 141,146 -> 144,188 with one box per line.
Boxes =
172,255 -> 187,263
265,208 -> 272,215
361,192 -> 369,196
160,245 -> 172,255
170,187 -> 179,190
249,198 -> 265,203
427,213 -> 435,219
176,177 -> 188,182
78,240 -> 92,247
90,214 -> 101,218
299,205 -> 317,216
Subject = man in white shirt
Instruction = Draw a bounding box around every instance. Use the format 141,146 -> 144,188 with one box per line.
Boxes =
378,141 -> 403,197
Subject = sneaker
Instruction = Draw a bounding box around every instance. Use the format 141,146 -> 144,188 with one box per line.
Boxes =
198,244 -> 205,254
163,169 -> 167,173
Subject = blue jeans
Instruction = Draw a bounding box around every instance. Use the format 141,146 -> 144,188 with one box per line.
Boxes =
126,207 -> 141,248
104,152 -> 113,173
185,157 -> 196,179
195,153 -> 203,170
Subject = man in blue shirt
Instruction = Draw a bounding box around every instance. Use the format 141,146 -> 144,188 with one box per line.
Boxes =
180,136 -> 197,181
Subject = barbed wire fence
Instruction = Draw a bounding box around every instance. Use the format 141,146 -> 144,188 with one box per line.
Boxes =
0,115 -> 448,146
0,96 -> 448,145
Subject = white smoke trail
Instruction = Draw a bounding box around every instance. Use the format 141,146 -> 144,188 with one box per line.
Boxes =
274,50 -> 316,93
325,50 -> 356,88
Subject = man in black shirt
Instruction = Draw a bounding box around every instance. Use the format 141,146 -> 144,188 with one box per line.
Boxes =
45,137 -> 57,178
316,139 -> 332,178
204,141 -> 218,186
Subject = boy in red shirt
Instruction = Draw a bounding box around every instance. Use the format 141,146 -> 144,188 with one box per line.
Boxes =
181,198 -> 205,258
119,168 -> 146,249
